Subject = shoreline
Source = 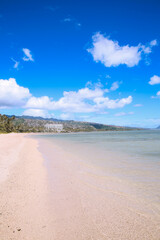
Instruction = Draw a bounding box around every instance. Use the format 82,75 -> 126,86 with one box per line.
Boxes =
38,136 -> 160,240
0,133 -> 160,239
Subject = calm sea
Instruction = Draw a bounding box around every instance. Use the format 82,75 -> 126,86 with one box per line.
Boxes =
35,130 -> 160,214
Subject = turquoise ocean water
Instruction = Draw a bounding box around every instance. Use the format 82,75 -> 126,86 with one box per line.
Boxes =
35,130 -> 160,215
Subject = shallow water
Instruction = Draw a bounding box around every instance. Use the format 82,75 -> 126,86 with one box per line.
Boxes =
35,130 -> 160,216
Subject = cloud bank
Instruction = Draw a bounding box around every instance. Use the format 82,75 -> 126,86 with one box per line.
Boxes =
25,86 -> 132,113
0,78 -> 133,117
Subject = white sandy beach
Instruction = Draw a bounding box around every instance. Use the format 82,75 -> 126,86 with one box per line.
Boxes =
0,134 -> 53,240
0,133 -> 160,240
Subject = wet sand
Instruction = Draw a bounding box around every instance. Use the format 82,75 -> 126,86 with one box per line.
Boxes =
0,134 -> 160,240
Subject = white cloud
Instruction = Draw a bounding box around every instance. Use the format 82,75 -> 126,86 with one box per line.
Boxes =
25,87 -> 104,112
0,77 -> 133,116
11,58 -> 19,69
25,86 -> 132,113
85,81 -> 92,87
115,111 -> 134,117
94,96 -> 132,109
110,81 -> 119,91
149,75 -> 160,85
62,17 -> 81,28
26,96 -> 53,109
60,113 -> 73,120
150,39 -> 157,46
64,18 -> 72,22
22,109 -> 54,118
0,78 -> 31,108
142,40 -> 157,54
54,88 -> 103,113
151,90 -> 160,99
22,48 -> 34,62
134,104 -> 143,107
115,112 -> 126,117
88,33 -> 157,67
105,74 -> 111,79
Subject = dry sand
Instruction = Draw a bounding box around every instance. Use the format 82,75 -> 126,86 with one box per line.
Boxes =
0,134 -> 160,240
0,133 -> 53,240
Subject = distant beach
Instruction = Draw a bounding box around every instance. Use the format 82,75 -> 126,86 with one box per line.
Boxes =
0,132 -> 160,240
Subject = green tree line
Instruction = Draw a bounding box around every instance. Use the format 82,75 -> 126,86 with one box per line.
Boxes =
0,114 -> 45,133
0,114 -> 16,133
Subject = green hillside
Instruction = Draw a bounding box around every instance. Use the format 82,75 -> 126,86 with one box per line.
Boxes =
0,114 -> 142,133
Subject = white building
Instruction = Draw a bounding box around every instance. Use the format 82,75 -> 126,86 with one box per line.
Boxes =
45,123 -> 63,132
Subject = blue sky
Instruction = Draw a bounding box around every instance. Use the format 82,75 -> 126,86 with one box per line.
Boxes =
0,0 -> 160,127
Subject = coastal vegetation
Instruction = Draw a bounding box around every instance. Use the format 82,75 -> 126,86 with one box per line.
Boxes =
0,114 -> 42,133
0,114 -> 141,133
0,114 -> 15,133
